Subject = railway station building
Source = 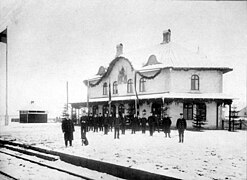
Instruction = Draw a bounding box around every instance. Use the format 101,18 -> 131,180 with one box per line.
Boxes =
71,30 -> 233,129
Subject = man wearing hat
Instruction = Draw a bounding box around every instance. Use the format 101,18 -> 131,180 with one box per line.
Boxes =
140,110 -> 147,134
114,113 -> 121,139
148,111 -> 155,136
162,113 -> 172,138
176,113 -> 187,143
61,114 -> 75,147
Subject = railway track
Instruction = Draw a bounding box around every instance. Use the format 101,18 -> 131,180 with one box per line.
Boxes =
0,143 -> 117,180
0,139 -> 179,180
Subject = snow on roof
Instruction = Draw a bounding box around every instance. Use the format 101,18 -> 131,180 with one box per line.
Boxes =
19,103 -> 46,111
85,40 -> 232,81
163,92 -> 235,100
88,92 -> 234,103
122,42 -> 232,72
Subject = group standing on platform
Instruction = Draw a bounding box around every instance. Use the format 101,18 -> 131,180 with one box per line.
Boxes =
62,110 -> 187,147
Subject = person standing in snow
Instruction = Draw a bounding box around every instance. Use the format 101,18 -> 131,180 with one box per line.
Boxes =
163,113 -> 172,138
176,113 -> 187,143
114,113 -> 121,139
155,114 -> 160,133
99,113 -> 103,132
103,113 -> 109,135
93,114 -> 98,132
61,114 -> 75,147
131,113 -> 138,134
120,113 -> 126,135
140,110 -> 147,134
80,115 -> 88,146
148,112 -> 155,136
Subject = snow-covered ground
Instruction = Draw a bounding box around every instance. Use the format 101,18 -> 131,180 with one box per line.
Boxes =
0,122 -> 246,180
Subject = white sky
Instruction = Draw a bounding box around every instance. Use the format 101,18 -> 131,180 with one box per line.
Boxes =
0,0 -> 247,118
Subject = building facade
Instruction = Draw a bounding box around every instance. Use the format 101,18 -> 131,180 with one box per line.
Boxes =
73,30 -> 233,129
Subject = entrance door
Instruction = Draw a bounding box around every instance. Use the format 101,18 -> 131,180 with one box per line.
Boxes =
151,102 -> 162,116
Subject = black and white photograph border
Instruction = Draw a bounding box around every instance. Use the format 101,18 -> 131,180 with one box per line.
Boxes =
0,0 -> 246,180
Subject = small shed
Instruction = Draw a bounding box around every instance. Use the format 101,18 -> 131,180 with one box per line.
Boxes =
19,102 -> 47,123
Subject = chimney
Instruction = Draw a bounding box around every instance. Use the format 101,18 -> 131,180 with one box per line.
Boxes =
115,43 -> 123,57
162,29 -> 171,44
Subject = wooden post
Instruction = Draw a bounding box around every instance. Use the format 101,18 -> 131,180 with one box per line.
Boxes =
228,103 -> 232,131
216,103 -> 219,129
66,81 -> 69,111
87,80 -> 90,117
5,29 -> 9,126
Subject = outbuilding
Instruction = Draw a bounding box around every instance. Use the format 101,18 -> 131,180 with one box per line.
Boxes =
19,102 -> 47,123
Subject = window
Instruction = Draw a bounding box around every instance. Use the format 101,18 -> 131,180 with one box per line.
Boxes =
127,79 -> 133,93
113,81 -> 118,94
139,78 -> 146,92
191,75 -> 199,90
103,82 -> 107,95
183,103 -> 193,120
183,103 -> 206,120
194,103 -> 206,121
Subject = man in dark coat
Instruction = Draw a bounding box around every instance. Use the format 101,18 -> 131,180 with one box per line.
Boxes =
148,112 -> 155,136
155,114 -> 160,133
80,115 -> 88,146
99,113 -> 103,132
140,110 -> 147,134
93,114 -> 98,132
62,115 -> 75,147
109,113 -> 113,132
114,114 -> 121,139
88,113 -> 93,131
163,114 -> 172,138
120,113 -> 126,135
131,114 -> 138,134
176,113 -> 187,143
103,113 -> 109,135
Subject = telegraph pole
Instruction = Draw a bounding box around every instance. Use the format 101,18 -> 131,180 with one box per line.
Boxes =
5,34 -> 8,126
66,81 -> 69,111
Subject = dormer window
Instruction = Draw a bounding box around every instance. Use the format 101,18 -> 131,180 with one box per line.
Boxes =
127,79 -> 133,93
143,55 -> 161,67
191,75 -> 199,90
139,78 -> 146,92
103,82 -> 107,95
113,81 -> 118,94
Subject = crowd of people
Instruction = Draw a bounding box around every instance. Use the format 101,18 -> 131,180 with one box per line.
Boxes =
61,111 -> 187,147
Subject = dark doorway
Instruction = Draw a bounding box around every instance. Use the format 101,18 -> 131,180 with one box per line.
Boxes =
151,102 -> 162,116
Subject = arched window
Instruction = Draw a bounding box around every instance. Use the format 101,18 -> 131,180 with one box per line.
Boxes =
191,75 -> 199,90
139,78 -> 146,92
113,81 -> 118,94
103,82 -> 108,95
127,79 -> 133,93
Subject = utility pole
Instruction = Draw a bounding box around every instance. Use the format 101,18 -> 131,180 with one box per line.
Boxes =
0,28 -> 8,126
66,81 -> 69,111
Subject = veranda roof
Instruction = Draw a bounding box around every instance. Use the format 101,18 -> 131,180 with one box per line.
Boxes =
88,92 -> 234,103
